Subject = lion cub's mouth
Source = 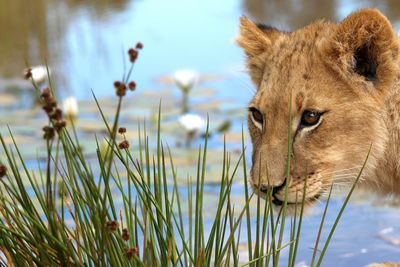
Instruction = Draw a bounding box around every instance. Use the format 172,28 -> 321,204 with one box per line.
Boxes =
271,193 -> 322,206
254,178 -> 323,206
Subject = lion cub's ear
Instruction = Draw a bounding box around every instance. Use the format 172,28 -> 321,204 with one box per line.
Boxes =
324,8 -> 399,89
237,17 -> 283,87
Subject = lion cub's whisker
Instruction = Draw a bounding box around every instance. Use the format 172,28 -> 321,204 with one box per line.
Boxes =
331,173 -> 360,179
317,166 -> 363,176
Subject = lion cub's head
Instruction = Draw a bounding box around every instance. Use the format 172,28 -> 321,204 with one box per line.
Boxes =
238,9 -> 399,208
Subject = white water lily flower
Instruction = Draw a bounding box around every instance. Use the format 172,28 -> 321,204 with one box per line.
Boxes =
62,96 -> 79,118
173,69 -> 199,92
178,113 -> 205,133
27,65 -> 49,84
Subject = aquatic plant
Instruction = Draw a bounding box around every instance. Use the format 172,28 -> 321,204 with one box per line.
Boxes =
173,69 -> 199,113
62,96 -> 79,120
178,113 -> 205,146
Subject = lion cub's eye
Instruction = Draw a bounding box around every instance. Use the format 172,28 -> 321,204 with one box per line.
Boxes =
249,107 -> 263,127
300,110 -> 322,127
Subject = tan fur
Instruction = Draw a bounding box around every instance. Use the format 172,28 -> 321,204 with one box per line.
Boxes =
237,9 -> 400,209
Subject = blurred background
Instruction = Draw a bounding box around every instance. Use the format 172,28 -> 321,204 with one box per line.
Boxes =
1,0 -> 400,266
2,0 -> 400,102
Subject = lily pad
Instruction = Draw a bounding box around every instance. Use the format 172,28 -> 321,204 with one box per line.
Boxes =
219,133 -> 248,143
155,73 -> 229,85
75,119 -> 108,134
190,88 -> 216,97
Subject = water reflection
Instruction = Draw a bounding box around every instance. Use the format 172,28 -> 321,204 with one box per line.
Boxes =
65,0 -> 128,14
0,1 -> 48,77
0,0 -> 129,98
242,0 -> 335,29
3,0 -> 400,102
243,0 -> 400,30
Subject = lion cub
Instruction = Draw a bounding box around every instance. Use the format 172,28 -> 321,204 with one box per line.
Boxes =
237,9 -> 400,207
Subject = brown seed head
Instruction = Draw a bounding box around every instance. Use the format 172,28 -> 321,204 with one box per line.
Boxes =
122,228 -> 129,241
135,42 -> 143,49
129,49 -> 138,63
115,82 -> 127,97
105,220 -> 119,232
128,81 -> 136,91
43,105 -> 54,114
50,108 -> 63,121
42,126 -> 55,140
124,247 -> 139,260
118,127 -> 126,134
116,88 -> 126,97
129,55 -> 137,63
54,120 -> 67,132
45,97 -> 57,108
0,164 -> 7,178
118,140 -> 129,149
114,81 -> 122,89
41,88 -> 51,99
42,126 -> 52,132
24,68 -> 32,80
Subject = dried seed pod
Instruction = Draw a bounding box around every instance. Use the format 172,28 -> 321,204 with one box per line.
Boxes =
118,127 -> 126,134
45,97 -> 57,108
128,48 -> 135,55
54,120 -> 67,132
114,81 -> 122,89
42,126 -> 55,140
122,228 -> 129,241
135,42 -> 143,49
41,87 -> 51,99
124,247 -> 139,260
105,220 -> 119,232
128,49 -> 138,63
24,68 -> 32,80
43,105 -> 54,114
116,88 -> 126,97
128,81 -> 136,91
50,108 -> 63,121
118,140 -> 129,149
0,164 -> 7,178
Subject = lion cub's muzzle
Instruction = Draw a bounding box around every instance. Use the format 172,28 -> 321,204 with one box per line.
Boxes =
254,178 -> 323,207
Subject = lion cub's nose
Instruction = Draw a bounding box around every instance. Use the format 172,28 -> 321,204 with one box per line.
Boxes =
259,180 -> 286,194
259,184 -> 270,193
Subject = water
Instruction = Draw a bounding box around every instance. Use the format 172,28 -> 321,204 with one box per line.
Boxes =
1,0 -> 400,265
